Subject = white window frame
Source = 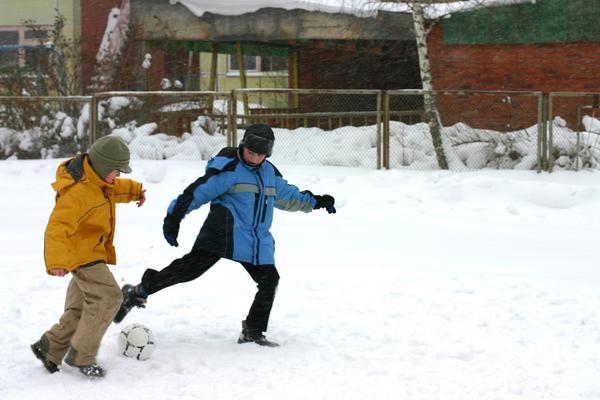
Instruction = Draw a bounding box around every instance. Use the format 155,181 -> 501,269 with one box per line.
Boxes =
0,25 -> 50,67
227,54 -> 288,76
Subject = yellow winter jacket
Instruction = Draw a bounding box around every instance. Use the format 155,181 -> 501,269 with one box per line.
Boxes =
44,154 -> 143,274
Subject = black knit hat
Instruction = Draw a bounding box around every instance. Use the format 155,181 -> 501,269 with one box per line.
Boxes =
241,124 -> 275,157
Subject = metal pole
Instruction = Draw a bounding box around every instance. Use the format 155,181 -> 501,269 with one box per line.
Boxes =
376,91 -> 382,170
547,94 -> 554,172
227,92 -> 232,146
231,91 -> 238,147
536,92 -> 543,173
383,91 -> 390,169
291,51 -> 299,109
209,45 -> 218,92
90,94 -> 98,148
235,43 -> 249,116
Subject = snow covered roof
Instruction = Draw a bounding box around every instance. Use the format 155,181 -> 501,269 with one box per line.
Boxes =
168,0 -> 536,19
168,0 -> 381,18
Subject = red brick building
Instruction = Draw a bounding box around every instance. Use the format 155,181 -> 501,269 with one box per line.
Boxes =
427,0 -> 600,130
80,0 -> 420,92
80,0 -> 121,89
80,0 -> 158,91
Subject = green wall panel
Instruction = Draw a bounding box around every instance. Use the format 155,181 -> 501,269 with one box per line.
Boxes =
152,41 -> 289,57
444,0 -> 600,44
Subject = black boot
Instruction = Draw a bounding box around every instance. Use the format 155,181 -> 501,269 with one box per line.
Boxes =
237,320 -> 279,347
114,284 -> 147,323
78,364 -> 106,378
31,338 -> 59,373
65,358 -> 105,378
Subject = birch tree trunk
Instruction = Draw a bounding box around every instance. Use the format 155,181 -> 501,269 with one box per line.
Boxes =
412,3 -> 448,169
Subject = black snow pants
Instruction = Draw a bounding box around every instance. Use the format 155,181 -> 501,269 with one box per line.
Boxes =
139,248 -> 280,332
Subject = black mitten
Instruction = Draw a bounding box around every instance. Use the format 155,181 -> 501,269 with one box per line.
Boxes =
163,214 -> 181,247
313,194 -> 336,214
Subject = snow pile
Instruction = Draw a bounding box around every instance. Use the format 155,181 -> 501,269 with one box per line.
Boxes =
98,116 -> 600,171
582,115 -> 600,133
0,103 -> 88,159
110,119 -> 226,161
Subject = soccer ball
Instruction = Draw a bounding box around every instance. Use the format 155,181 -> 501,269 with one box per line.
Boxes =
117,323 -> 156,361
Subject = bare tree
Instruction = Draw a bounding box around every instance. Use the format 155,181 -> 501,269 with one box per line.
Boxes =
410,1 -> 448,169
366,0 -> 493,169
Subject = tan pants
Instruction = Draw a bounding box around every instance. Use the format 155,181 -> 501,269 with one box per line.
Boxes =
43,263 -> 123,366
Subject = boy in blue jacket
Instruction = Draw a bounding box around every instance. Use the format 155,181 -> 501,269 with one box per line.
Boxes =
115,124 -> 335,347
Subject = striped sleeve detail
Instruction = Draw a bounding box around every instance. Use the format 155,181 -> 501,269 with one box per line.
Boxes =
275,198 -> 314,212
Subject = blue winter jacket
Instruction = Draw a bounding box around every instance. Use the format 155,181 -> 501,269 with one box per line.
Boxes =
167,147 -> 317,265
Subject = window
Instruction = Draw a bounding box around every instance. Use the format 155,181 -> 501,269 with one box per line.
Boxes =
25,29 -> 48,40
229,55 -> 258,72
229,55 -> 288,74
262,56 -> 288,72
0,26 -> 50,70
0,30 -> 19,68
25,46 -> 50,70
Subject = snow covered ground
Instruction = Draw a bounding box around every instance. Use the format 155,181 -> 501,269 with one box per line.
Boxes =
2,159 -> 600,400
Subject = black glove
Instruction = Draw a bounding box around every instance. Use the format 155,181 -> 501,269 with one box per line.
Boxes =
313,194 -> 336,214
163,214 -> 181,247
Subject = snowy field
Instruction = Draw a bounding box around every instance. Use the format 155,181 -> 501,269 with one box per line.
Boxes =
2,159 -> 600,400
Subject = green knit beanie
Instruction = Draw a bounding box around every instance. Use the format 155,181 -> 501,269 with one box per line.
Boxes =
89,135 -> 132,180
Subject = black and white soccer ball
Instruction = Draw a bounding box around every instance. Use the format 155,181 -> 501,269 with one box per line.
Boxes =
117,323 -> 156,360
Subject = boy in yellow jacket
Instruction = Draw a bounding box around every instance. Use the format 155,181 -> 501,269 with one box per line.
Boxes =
31,135 -> 146,378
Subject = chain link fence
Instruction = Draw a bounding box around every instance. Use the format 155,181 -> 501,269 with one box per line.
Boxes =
231,89 -> 382,168
4,90 -> 600,172
547,92 -> 600,171
90,91 -> 231,160
385,90 -> 544,170
0,96 -> 91,159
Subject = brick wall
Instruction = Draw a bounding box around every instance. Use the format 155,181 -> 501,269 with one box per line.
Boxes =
298,40 -> 420,90
81,0 -> 168,91
428,25 -> 600,92
427,25 -> 600,129
80,0 -> 121,90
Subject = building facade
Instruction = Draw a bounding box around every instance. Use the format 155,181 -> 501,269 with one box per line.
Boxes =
0,0 -> 80,71
427,0 -> 600,129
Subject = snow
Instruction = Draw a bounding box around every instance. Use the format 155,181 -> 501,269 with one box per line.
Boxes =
91,1 -> 130,90
583,115 -> 600,134
96,8 -> 122,63
3,96 -> 600,169
169,0 -> 381,18
168,0 -> 537,19
3,142 -> 600,399
142,53 -> 152,70
94,117 -> 599,171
